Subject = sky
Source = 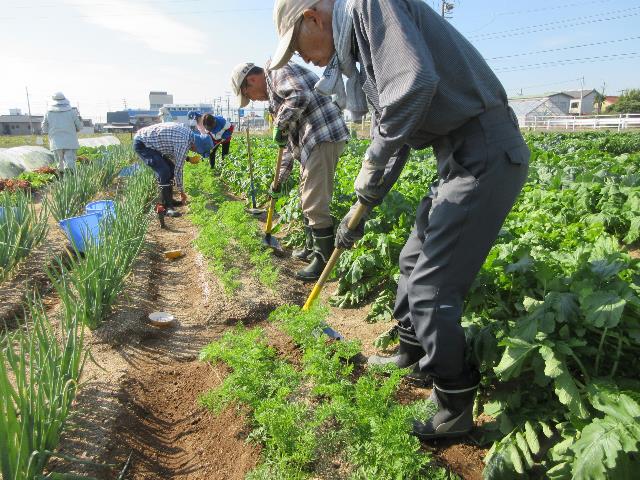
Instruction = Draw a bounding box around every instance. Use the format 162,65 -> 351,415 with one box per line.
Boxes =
1,0 -> 639,122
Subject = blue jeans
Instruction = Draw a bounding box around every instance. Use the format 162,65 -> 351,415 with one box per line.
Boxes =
133,138 -> 174,186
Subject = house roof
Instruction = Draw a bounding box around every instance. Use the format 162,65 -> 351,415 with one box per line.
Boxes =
0,115 -> 44,123
509,98 -> 566,117
561,89 -> 598,99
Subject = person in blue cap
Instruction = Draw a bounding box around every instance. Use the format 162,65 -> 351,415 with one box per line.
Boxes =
202,113 -> 234,170
134,122 -> 212,225
187,110 -> 205,133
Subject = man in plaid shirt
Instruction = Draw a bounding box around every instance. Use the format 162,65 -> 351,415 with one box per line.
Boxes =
231,61 -> 349,281
134,122 -> 212,223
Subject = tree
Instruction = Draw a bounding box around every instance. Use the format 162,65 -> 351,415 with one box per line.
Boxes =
594,91 -> 606,114
606,89 -> 640,114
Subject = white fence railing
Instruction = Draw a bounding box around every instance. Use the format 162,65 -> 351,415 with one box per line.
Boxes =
522,114 -> 640,131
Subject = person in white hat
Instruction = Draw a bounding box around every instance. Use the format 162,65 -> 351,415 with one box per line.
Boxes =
231,60 -> 349,281
41,92 -> 83,171
270,0 -> 530,441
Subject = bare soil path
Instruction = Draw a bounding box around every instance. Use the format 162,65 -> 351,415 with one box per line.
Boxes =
50,205 -> 485,479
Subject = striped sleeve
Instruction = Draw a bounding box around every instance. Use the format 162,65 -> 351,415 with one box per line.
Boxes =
357,0 -> 439,165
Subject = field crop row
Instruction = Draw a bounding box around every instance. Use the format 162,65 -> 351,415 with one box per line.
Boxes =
0,146 -> 155,479
213,130 -> 640,479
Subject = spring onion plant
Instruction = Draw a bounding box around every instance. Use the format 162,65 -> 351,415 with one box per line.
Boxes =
0,190 -> 48,282
0,296 -> 86,480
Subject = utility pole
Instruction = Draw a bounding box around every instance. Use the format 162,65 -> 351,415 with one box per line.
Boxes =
579,76 -> 585,116
123,98 -> 128,110
25,86 -> 34,135
441,0 -> 454,18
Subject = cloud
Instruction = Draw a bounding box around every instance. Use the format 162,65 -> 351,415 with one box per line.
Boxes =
65,0 -> 207,55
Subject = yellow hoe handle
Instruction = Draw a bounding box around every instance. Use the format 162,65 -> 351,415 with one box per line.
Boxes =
303,202 -> 368,311
265,148 -> 284,235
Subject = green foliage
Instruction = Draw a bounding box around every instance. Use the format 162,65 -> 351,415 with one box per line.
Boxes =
0,296 -> 86,480
216,132 -> 640,478
49,164 -> 155,329
200,305 -> 451,479
17,171 -> 56,189
0,190 -> 48,281
606,89 -> 640,114
184,161 -> 278,294
47,150 -> 122,222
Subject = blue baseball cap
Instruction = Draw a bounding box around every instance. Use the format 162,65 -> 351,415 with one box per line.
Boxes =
187,110 -> 202,120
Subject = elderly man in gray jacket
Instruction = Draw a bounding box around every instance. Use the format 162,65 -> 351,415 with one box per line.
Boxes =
270,0 -> 530,441
41,92 -> 83,171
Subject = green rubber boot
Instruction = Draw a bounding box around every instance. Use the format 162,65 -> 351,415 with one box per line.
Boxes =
296,226 -> 334,282
293,217 -> 314,262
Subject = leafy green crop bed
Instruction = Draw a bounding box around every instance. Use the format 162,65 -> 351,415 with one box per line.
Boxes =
184,161 -> 278,294
200,305 -> 452,480
213,130 -> 640,478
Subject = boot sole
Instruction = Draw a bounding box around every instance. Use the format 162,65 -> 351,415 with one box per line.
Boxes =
296,274 -> 320,282
413,427 -> 472,441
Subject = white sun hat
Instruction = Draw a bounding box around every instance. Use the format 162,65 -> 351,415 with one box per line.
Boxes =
271,0 -> 318,69
230,62 -> 256,108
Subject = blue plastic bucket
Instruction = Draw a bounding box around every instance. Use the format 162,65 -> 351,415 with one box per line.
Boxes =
85,200 -> 115,220
59,213 -> 101,253
118,163 -> 141,177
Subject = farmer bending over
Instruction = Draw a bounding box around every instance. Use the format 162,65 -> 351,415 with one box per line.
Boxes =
271,0 -> 530,440
231,61 -> 349,281
203,113 -> 234,170
134,122 -> 212,221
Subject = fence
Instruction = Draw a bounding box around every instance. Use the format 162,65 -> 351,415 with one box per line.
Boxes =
522,114 -> 640,132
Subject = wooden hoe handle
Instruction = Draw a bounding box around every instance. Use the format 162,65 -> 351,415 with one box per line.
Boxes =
303,202 -> 368,311
265,148 -> 284,235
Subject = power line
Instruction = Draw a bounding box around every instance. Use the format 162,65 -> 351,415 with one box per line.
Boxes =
467,0 -> 616,34
0,6 -> 272,20
6,0 -> 205,7
470,6 -> 640,41
492,0 -> 616,17
494,52 -> 640,73
486,36 -> 640,61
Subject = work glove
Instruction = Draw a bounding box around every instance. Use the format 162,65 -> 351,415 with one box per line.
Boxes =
354,151 -> 387,207
268,180 -> 283,198
335,203 -> 370,250
355,145 -> 411,207
272,127 -> 288,148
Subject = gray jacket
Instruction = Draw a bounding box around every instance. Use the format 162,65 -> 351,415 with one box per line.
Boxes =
42,109 -> 83,151
352,0 -> 508,165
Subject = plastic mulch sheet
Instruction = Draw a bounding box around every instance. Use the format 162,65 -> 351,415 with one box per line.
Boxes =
0,152 -> 27,178
8,146 -> 55,171
79,135 -> 121,147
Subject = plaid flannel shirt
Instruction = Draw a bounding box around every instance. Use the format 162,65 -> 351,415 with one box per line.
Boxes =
134,122 -> 194,191
266,62 -> 349,181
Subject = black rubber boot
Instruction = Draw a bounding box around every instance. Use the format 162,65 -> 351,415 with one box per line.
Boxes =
293,218 -> 314,262
412,369 -> 480,441
296,226 -> 334,282
369,325 -> 430,386
368,326 -> 425,368
161,185 -> 181,218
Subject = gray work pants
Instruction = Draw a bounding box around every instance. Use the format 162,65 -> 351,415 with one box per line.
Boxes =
393,106 -> 530,383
